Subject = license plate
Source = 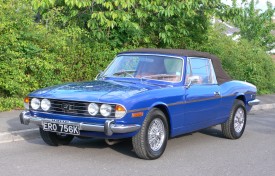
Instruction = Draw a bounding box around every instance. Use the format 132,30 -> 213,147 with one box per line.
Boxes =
42,121 -> 80,135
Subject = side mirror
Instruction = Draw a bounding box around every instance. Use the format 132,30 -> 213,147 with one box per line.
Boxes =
186,75 -> 201,88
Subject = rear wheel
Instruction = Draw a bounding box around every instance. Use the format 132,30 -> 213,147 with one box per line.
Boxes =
132,108 -> 168,160
39,127 -> 74,146
221,100 -> 247,139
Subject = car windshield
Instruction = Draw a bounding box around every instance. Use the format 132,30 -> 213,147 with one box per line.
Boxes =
103,55 -> 183,82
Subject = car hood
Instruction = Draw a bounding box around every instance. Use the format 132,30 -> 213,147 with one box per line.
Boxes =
28,80 -> 161,102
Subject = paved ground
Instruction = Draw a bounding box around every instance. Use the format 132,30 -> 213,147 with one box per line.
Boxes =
0,110 -> 39,143
0,94 -> 274,143
254,94 -> 275,111
0,109 -> 274,176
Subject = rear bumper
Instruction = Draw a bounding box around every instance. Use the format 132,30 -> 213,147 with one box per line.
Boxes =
248,99 -> 260,106
248,99 -> 261,106
19,111 -> 140,136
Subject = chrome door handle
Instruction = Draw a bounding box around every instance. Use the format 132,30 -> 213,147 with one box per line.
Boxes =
214,91 -> 220,96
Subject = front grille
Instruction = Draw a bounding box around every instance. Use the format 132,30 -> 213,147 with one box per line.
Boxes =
50,99 -> 90,116
30,98 -> 116,118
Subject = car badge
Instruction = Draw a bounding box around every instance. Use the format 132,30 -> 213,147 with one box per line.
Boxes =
62,103 -> 72,112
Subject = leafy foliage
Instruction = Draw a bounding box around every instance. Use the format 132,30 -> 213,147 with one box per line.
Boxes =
0,97 -> 22,112
32,0 -> 221,48
191,27 -> 275,94
0,0 -> 115,98
0,0 -> 275,111
222,0 -> 275,51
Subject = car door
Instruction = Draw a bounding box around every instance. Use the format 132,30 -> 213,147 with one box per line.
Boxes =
183,57 -> 221,130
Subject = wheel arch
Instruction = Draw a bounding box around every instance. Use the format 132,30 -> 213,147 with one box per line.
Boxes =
236,94 -> 246,104
153,104 -> 172,137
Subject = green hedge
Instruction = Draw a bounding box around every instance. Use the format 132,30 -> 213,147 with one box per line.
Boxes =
0,97 -> 22,112
0,1 -> 116,98
0,0 -> 275,111
191,28 -> 275,94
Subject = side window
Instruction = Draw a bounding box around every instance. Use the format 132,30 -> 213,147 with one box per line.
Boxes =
185,58 -> 217,85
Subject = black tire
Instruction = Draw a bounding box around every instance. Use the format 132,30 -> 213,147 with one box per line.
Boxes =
39,127 -> 74,146
221,100 -> 247,139
132,108 -> 168,160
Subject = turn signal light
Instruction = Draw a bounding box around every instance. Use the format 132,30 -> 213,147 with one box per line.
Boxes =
132,112 -> 144,118
115,105 -> 127,118
116,105 -> 125,111
24,97 -> 30,103
24,97 -> 30,110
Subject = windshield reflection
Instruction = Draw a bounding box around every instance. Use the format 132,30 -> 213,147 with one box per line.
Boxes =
103,55 -> 183,83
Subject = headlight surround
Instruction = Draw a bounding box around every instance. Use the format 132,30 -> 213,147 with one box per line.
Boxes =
88,103 -> 99,116
31,98 -> 40,110
100,104 -> 112,117
41,99 -> 51,111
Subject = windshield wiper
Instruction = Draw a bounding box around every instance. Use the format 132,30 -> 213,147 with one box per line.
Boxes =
140,79 -> 173,87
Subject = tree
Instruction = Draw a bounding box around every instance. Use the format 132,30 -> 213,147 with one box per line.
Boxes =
226,0 -> 275,50
32,0 -> 221,48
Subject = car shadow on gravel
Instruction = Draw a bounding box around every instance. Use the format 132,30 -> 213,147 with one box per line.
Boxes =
198,126 -> 225,138
27,137 -> 138,158
109,139 -> 138,158
170,126 -> 225,141
71,138 -> 137,158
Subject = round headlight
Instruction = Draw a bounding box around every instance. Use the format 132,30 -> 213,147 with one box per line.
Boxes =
41,99 -> 51,111
88,103 -> 99,116
31,98 -> 40,110
100,104 -> 112,117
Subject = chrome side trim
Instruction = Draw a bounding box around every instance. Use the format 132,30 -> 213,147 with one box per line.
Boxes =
127,94 -> 237,112
128,108 -> 149,113
20,111 -> 140,136
167,101 -> 185,106
248,99 -> 260,106
222,94 -> 235,98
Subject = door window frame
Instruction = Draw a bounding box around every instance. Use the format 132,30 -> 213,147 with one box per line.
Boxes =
185,57 -> 218,85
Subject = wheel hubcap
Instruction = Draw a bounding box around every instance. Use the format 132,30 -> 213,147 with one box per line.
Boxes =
148,118 -> 165,152
234,108 -> 245,133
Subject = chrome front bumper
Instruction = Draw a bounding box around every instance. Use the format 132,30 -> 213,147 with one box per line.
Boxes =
248,99 -> 260,106
19,111 -> 140,136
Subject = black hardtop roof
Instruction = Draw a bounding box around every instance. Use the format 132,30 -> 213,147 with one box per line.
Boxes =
119,48 -> 232,84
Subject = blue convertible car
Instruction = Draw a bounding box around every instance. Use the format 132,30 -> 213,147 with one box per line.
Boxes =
20,49 -> 260,159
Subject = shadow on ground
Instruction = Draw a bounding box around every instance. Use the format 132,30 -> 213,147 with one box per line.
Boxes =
26,125 -> 228,159
27,136 -> 138,158
199,126 -> 225,138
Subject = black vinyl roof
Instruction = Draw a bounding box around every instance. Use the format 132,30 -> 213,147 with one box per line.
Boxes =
119,48 -> 232,84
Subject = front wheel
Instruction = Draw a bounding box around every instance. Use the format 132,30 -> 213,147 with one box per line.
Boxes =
39,128 -> 74,146
221,100 -> 247,139
132,108 -> 168,160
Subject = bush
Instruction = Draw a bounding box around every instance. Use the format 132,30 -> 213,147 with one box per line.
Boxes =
190,27 -> 275,94
0,0 -> 116,98
0,0 -> 275,111
0,97 -> 22,112
0,0 -> 118,111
